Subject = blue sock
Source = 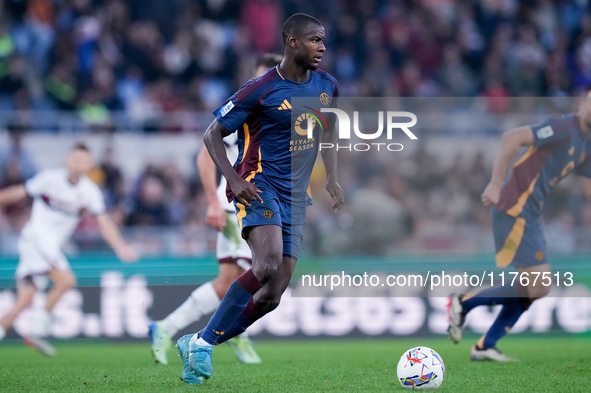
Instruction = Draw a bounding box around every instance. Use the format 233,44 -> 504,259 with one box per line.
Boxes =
478,303 -> 529,349
216,299 -> 265,344
200,270 -> 262,345
461,284 -> 527,313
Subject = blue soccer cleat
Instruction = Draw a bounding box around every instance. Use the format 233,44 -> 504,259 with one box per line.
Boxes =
175,335 -> 203,385
188,334 -> 214,380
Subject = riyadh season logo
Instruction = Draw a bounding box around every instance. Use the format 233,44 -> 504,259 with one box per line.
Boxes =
294,106 -> 328,136
294,108 -> 418,152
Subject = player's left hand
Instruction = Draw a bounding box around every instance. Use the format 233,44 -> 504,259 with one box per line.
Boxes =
326,181 -> 344,212
481,181 -> 501,207
115,243 -> 140,263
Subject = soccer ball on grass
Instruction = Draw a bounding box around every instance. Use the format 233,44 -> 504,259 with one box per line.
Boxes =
396,346 -> 445,389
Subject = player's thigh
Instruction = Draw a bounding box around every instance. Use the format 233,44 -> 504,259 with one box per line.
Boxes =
246,225 -> 284,281
217,263 -> 245,283
216,212 -> 252,263
48,268 -> 76,289
517,263 -> 552,298
212,263 -> 246,298
13,280 -> 37,310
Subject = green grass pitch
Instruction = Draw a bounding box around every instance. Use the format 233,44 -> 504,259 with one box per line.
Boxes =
0,336 -> 589,392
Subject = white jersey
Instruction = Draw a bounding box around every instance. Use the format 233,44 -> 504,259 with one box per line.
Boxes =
21,168 -> 105,253
217,133 -> 240,212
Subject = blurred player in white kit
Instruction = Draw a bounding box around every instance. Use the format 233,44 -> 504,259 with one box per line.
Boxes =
0,143 -> 138,356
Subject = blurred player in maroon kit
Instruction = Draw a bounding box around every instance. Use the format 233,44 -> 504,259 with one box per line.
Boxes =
449,89 -> 591,361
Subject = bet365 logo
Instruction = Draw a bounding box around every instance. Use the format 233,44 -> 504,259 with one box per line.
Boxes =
295,108 -> 418,152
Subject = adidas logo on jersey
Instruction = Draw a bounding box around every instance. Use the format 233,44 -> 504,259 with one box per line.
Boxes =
278,99 -> 292,110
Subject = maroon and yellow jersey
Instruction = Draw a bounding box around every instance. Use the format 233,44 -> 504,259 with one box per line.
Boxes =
212,66 -> 338,207
497,113 -> 591,217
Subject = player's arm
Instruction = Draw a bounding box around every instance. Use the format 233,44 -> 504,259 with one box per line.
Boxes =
0,184 -> 27,206
95,213 -> 138,262
196,147 -> 226,231
482,126 -> 535,206
203,119 -> 262,206
320,121 -> 344,212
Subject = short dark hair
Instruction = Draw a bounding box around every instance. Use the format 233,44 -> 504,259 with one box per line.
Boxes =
72,142 -> 90,152
281,13 -> 322,45
255,53 -> 283,69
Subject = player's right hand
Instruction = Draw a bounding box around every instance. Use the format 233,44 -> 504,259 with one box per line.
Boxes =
230,178 -> 263,206
206,201 -> 227,231
115,243 -> 140,263
481,182 -> 501,207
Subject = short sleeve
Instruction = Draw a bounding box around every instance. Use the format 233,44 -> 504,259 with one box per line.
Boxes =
24,170 -> 50,197
532,115 -> 577,148
86,182 -> 106,215
212,78 -> 269,133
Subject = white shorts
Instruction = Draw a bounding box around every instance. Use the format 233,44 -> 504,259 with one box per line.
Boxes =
15,237 -> 70,289
217,212 -> 252,269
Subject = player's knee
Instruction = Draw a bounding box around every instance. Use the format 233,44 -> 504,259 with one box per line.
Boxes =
56,274 -> 76,291
531,283 -> 551,299
20,296 -> 34,309
252,254 -> 283,283
254,293 -> 281,314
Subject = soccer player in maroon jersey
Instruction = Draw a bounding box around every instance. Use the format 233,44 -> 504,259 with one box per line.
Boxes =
448,89 -> 591,361
175,13 -> 343,384
149,54 -> 282,366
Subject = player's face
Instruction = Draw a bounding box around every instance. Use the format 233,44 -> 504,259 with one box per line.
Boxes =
294,24 -> 326,70
66,149 -> 93,181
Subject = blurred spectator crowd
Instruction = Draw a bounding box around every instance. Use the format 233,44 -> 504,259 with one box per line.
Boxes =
305,144 -> 591,256
2,128 -> 591,256
1,0 -> 591,133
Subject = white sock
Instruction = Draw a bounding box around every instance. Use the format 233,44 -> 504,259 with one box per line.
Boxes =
30,309 -> 51,338
0,326 -> 6,340
190,333 -> 213,347
161,282 -> 220,338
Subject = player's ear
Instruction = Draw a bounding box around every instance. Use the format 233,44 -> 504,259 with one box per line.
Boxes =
288,34 -> 297,49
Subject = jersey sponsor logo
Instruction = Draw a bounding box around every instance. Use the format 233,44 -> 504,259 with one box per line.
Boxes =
294,113 -> 318,136
278,99 -> 292,110
319,92 -> 330,106
294,107 -> 328,137
220,101 -> 234,117
41,194 -> 81,216
263,210 -> 275,219
536,125 -> 554,139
